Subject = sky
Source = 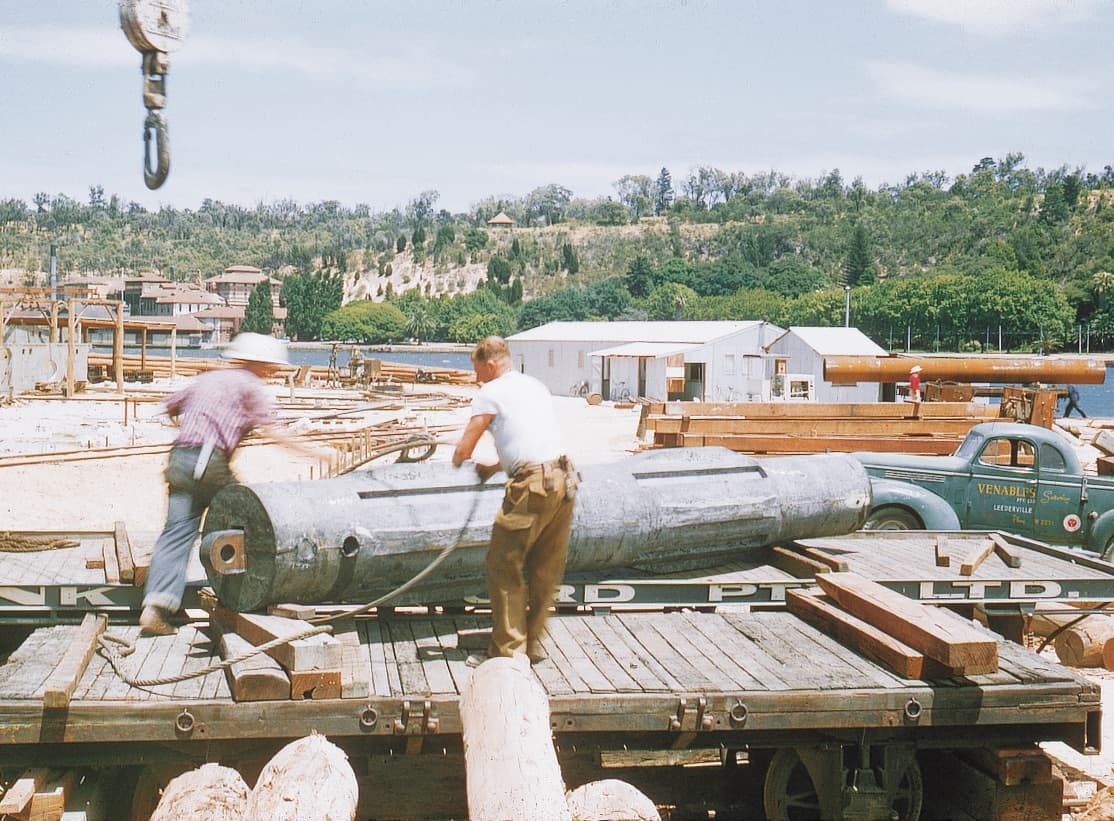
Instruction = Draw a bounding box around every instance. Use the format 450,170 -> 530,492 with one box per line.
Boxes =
0,0 -> 1111,215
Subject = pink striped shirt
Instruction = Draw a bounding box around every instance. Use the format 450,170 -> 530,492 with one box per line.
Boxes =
165,367 -> 276,454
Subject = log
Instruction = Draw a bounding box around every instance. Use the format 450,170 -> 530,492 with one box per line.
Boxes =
461,655 -> 571,821
566,779 -> 661,821
243,734 -> 358,821
1054,618 -> 1114,667
149,763 -> 249,821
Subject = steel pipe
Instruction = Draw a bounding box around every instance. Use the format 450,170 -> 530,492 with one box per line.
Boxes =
823,356 -> 1107,384
201,448 -> 871,612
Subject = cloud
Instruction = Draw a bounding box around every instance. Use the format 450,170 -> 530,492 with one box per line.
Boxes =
0,25 -> 133,67
885,0 -> 1104,34
864,59 -> 1092,113
0,25 -> 471,88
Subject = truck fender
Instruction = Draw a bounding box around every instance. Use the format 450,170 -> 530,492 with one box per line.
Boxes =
1090,511 -> 1114,560
867,478 -> 962,530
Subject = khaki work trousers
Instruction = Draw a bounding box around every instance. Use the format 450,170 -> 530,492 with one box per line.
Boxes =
485,458 -> 577,659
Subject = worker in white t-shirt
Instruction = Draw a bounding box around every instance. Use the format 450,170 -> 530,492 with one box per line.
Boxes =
453,336 -> 578,665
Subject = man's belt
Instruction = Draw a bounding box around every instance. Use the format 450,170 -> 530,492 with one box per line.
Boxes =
512,455 -> 571,479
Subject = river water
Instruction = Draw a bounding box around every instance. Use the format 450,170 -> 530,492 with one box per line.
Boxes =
109,348 -> 1114,416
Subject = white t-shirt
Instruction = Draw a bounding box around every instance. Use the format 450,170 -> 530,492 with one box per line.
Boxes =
471,369 -> 562,475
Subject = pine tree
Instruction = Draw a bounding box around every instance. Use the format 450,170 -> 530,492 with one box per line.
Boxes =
242,281 -> 274,334
654,167 -> 674,216
844,223 -> 875,286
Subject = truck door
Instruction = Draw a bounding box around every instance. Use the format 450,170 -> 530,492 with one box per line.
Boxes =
965,435 -> 1042,535
1034,440 -> 1088,546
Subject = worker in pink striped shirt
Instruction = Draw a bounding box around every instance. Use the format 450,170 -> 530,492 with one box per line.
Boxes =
141,333 -> 325,635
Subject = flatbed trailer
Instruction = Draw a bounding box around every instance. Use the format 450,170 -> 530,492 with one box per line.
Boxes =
0,528 -> 1110,819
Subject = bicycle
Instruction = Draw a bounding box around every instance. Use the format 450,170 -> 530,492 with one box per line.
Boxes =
611,381 -> 632,403
568,380 -> 589,398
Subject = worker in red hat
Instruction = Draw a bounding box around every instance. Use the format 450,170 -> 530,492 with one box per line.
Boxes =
908,365 -> 923,403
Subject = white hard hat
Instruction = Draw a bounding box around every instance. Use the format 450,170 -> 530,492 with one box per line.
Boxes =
909,365 -> 922,373
222,332 -> 289,366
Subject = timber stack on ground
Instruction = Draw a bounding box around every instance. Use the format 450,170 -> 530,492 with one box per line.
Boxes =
642,400 -> 1000,454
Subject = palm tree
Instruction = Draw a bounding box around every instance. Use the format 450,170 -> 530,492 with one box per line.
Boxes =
405,305 -> 434,343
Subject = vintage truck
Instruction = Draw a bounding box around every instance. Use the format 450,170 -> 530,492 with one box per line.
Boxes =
853,421 -> 1114,559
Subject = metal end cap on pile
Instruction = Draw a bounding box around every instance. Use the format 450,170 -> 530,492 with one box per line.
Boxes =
222,332 -> 289,366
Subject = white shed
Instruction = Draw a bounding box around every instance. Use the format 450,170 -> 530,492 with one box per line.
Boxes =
507,320 -> 784,402
765,326 -> 887,403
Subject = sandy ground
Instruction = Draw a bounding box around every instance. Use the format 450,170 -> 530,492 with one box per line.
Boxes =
4,381 -> 1114,808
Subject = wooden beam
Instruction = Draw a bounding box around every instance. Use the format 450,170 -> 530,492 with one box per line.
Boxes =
935,535 -> 951,567
202,601 -> 341,672
0,768 -> 49,817
787,589 -> 952,679
28,769 -> 76,821
797,546 -> 850,573
113,520 -> 136,584
101,536 -> 120,584
815,572 -> 998,673
218,631 -> 290,702
990,532 -> 1022,569
960,538 -> 997,576
766,545 -> 828,578
41,614 -> 108,709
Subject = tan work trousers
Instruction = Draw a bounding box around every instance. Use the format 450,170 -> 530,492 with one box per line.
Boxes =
485,458 -> 577,659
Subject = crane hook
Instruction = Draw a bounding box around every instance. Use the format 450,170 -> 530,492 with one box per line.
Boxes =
143,110 -> 171,190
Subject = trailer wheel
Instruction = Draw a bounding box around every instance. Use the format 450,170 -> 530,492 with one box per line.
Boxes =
1102,536 -> 1114,563
762,747 -> 923,821
863,506 -> 921,531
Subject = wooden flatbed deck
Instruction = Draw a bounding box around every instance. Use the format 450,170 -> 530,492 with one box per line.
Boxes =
0,610 -> 1098,757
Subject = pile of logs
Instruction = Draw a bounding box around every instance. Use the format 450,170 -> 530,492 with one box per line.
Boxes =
642,400 -> 1000,455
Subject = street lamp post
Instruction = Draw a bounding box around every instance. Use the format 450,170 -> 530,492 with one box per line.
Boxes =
844,285 -> 851,328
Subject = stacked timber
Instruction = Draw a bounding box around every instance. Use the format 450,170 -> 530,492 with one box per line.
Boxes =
643,400 -> 1000,454
787,571 -> 1000,678
87,351 -> 474,386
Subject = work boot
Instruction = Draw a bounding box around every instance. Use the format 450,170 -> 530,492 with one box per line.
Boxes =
527,641 -> 548,664
140,605 -> 177,636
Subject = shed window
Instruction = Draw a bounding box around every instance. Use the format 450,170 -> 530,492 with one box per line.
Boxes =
548,348 -> 555,368
577,350 -> 585,368
724,354 -> 736,376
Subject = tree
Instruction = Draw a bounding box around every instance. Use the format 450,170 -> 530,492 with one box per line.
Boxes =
242,282 -> 274,334
396,235 -> 407,253
281,272 -> 343,340
654,167 -> 674,215
613,174 -> 654,219
644,283 -> 697,320
844,223 -> 875,286
404,304 -> 435,342
320,301 -> 407,343
561,243 -> 579,274
488,255 -> 512,284
625,256 -> 656,298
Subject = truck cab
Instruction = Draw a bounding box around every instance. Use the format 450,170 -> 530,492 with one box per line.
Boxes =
853,422 -> 1114,557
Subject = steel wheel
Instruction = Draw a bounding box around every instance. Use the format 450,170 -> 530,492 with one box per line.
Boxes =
762,748 -> 923,821
863,506 -> 921,531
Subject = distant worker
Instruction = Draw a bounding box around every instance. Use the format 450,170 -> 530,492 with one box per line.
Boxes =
908,364 -> 923,403
452,336 -> 578,665
141,333 -> 326,636
1064,384 -> 1088,418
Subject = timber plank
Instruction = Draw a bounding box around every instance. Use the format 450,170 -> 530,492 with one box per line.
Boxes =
101,536 -> 120,584
526,620 -> 590,695
543,616 -> 616,693
142,624 -> 196,700
577,617 -> 656,692
0,627 -> 72,699
676,613 -> 784,690
562,617 -> 641,692
335,622 -> 372,699
379,621 -> 406,697
786,590 -> 953,680
172,628 -> 222,700
392,620 -> 431,695
0,768 -> 49,816
364,619 -> 393,697
40,613 -> 108,709
426,617 -> 471,695
410,619 -> 457,695
619,614 -> 719,692
722,611 -> 890,690
816,572 -> 999,673
219,630 -> 290,701
586,616 -> 674,692
113,520 -> 136,584
524,632 -> 574,696
101,628 -> 161,699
